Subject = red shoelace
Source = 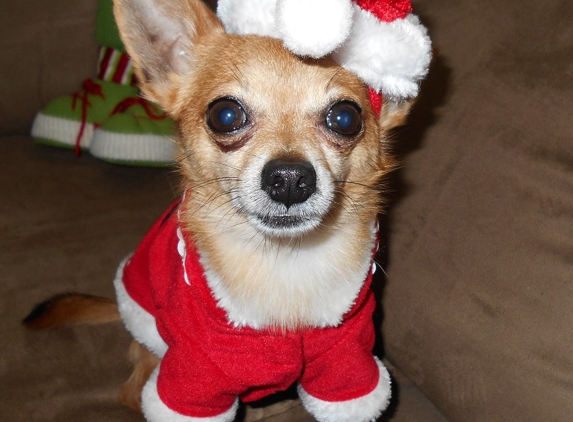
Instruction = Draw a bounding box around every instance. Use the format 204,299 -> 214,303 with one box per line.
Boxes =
70,83 -> 167,157
71,79 -> 105,157
110,97 -> 167,120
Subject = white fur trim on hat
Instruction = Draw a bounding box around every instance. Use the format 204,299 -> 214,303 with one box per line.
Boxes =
216,0 -> 431,100
277,0 -> 354,58
142,367 -> 239,422
298,357 -> 392,422
113,257 -> 168,358
217,0 -> 280,38
332,6 -> 432,99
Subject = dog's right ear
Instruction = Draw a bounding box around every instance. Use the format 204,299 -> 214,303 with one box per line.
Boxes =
114,0 -> 224,113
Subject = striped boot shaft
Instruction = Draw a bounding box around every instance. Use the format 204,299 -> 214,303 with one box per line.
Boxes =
97,46 -> 137,86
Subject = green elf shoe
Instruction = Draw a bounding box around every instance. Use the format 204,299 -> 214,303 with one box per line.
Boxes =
89,97 -> 177,167
31,47 -> 139,155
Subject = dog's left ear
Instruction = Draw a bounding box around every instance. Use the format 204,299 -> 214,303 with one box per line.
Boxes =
378,99 -> 416,131
114,0 -> 224,113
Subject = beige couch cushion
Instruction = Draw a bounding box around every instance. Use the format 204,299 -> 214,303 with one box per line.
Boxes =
1,136 -> 445,422
383,0 -> 573,421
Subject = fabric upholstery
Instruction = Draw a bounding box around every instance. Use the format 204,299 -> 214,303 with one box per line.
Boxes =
1,137 -> 444,421
382,0 -> 573,421
3,0 -> 571,420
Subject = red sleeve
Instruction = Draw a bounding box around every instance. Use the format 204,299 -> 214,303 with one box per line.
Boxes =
155,337 -> 238,418
299,289 -> 380,402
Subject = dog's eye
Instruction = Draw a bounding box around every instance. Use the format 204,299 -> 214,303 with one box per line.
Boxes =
325,101 -> 362,136
207,98 -> 248,133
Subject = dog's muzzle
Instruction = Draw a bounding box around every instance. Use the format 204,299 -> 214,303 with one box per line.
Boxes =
261,159 -> 316,208
237,157 -> 330,237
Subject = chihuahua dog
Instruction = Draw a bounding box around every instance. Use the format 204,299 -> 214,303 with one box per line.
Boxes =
25,0 -> 427,421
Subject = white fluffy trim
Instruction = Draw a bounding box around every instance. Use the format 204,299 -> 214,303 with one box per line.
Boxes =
113,257 -> 168,358
142,367 -> 239,422
298,357 -> 391,422
277,0 -> 354,58
217,0 -> 280,38
332,7 -> 432,99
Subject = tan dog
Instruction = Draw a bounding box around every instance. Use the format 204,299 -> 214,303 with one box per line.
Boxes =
25,0 -> 424,421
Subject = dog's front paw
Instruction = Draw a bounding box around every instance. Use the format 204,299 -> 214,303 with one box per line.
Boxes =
141,368 -> 239,422
298,358 -> 391,422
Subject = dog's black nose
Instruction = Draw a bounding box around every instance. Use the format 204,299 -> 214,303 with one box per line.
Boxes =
261,159 -> 316,208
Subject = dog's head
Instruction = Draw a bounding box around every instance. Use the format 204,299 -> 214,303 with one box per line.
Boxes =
114,0 -> 413,241
114,0 -> 422,329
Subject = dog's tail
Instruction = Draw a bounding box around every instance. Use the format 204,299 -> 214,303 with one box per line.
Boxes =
23,293 -> 121,329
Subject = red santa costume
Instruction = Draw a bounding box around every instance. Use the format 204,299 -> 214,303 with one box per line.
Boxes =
114,0 -> 431,420
114,200 -> 391,422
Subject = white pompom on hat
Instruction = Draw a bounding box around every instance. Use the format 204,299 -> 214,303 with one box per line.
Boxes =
217,0 -> 280,38
217,0 -> 432,108
277,0 -> 354,58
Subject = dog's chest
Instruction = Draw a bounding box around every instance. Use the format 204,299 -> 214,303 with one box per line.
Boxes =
196,222 -> 378,330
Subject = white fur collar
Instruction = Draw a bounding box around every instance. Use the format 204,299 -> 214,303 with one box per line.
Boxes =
180,220 -> 378,330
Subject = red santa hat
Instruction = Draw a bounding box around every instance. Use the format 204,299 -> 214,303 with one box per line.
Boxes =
217,0 -> 432,109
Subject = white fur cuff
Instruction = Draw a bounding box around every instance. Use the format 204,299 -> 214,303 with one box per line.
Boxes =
113,257 -> 168,358
298,357 -> 392,422
142,367 -> 239,422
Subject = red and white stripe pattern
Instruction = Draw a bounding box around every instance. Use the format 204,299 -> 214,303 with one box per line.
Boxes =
97,46 -> 137,85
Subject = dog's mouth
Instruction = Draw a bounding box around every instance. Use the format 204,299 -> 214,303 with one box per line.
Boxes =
248,212 -> 322,237
257,214 -> 312,229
